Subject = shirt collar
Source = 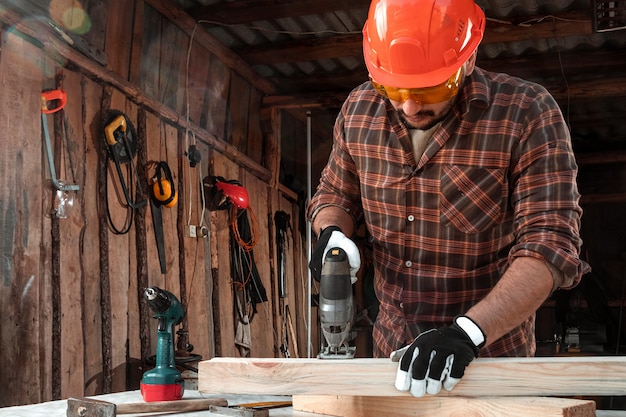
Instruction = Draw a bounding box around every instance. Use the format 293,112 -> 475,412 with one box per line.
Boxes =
457,66 -> 491,115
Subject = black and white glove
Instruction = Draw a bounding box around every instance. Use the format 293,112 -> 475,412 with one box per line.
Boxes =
309,226 -> 360,283
391,316 -> 485,397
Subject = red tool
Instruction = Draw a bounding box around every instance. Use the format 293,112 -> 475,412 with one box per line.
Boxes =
41,89 -> 79,191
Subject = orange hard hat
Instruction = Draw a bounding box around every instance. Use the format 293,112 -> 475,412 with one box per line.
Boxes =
363,0 -> 485,88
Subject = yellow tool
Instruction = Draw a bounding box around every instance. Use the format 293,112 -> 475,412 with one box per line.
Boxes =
102,110 -> 146,210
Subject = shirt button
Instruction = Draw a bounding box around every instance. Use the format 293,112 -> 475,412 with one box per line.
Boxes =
405,260 -> 412,267
399,303 -> 404,309
407,215 -> 415,222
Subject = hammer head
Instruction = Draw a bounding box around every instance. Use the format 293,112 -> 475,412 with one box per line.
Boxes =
67,397 -> 116,417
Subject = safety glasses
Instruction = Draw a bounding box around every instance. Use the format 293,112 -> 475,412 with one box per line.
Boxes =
370,66 -> 464,104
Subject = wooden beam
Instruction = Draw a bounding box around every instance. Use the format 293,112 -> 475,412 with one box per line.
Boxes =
483,11 -> 593,44
477,49 -> 626,81
268,69 -> 368,95
237,34 -> 363,65
545,76 -> 626,101
227,11 -> 591,65
292,395 -> 596,417
581,193 -> 626,205
262,92 -> 347,109
577,150 -> 626,166
188,0 -> 366,24
198,356 -> 626,397
262,73 -> 626,109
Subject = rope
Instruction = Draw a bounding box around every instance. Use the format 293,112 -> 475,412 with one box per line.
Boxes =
230,205 -> 260,252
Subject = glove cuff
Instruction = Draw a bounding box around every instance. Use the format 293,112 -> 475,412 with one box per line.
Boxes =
318,225 -> 341,239
455,315 -> 486,349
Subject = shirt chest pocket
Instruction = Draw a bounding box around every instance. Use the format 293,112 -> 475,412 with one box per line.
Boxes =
440,165 -> 509,234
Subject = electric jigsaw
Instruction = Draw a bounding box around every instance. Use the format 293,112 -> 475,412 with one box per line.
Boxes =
318,247 -> 356,359
140,287 -> 185,402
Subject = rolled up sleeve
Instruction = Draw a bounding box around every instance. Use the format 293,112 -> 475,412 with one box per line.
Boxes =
508,91 -> 590,289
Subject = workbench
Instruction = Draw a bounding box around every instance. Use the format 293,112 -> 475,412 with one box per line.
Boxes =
1,389 -> 625,416
0,390 -> 318,417
0,390 -> 626,417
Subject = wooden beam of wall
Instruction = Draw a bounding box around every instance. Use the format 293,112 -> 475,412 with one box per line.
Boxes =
198,357 -> 626,397
292,395 -> 596,417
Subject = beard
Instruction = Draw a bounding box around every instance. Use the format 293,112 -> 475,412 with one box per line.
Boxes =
397,99 -> 456,130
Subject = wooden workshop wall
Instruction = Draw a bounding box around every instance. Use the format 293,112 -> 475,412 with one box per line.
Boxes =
0,0 -> 310,407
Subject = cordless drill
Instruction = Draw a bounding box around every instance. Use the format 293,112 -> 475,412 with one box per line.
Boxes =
318,248 -> 356,359
140,287 -> 185,402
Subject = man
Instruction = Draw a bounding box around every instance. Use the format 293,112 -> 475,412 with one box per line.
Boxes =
307,0 -> 590,398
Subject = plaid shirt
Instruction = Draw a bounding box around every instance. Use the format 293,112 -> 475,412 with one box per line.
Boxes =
308,67 -> 589,358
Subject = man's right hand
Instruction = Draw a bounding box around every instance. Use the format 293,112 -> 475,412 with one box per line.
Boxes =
309,226 -> 360,282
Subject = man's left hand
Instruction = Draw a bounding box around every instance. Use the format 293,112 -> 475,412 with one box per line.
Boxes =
391,316 -> 485,397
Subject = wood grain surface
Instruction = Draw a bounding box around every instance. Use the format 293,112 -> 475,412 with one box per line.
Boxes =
198,356 -> 626,397
293,395 -> 596,417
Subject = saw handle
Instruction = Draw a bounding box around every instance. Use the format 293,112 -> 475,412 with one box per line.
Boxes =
116,397 -> 228,414
104,114 -> 127,146
41,89 -> 67,114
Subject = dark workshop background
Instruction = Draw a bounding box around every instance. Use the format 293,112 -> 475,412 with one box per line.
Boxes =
1,0 -> 626,408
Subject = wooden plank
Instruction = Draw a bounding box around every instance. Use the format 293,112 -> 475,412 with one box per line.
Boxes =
198,357 -> 626,397
58,68 -> 86,399
292,395 -> 596,417
0,29 -> 46,407
161,122 -> 181,280
186,37 -> 213,128
259,107 -> 280,188
228,73 -> 251,153
211,155 -> 241,357
144,111 -> 165,291
105,0 -> 134,79
144,110 -> 168,355
129,0 -> 147,91
136,3 -> 162,100
143,0 -> 275,94
107,91 -> 135,392
178,138 -> 214,362
246,88 -> 263,165
278,193 -> 304,357
81,75 -> 104,396
205,55 -> 230,139
242,171 -> 273,358
158,19 -> 186,113
134,108 -> 152,383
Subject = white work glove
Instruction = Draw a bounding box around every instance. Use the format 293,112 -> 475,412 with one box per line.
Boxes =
309,226 -> 360,283
390,316 -> 485,397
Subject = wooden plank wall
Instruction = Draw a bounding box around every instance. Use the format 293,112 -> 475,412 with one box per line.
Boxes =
0,0 -> 309,407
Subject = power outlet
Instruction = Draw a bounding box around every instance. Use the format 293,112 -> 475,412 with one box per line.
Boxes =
185,225 -> 197,238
